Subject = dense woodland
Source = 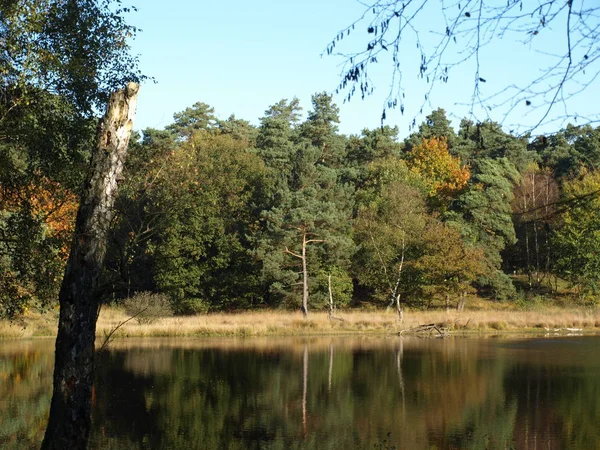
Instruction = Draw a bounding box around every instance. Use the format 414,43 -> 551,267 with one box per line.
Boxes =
2,87 -> 600,317
1,2 -> 599,320
2,2 -> 598,449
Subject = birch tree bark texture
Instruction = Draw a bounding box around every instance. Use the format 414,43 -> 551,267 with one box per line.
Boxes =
41,82 -> 139,450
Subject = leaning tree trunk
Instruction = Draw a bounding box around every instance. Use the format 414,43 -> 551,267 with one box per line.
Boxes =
41,83 -> 139,450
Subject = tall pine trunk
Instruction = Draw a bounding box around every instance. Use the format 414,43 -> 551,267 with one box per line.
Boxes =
41,83 -> 139,450
301,231 -> 309,318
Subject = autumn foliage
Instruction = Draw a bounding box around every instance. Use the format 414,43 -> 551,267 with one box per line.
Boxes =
2,178 -> 78,258
0,178 -> 78,315
30,180 -> 78,249
407,137 -> 470,205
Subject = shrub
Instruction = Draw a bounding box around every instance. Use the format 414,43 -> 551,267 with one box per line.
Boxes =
123,292 -> 173,324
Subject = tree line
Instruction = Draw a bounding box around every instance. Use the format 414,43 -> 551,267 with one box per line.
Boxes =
3,92 -> 600,318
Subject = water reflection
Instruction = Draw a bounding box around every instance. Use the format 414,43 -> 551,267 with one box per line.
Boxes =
1,336 -> 600,449
0,341 -> 53,450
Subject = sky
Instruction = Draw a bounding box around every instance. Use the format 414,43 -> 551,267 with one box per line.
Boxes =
125,0 -> 599,139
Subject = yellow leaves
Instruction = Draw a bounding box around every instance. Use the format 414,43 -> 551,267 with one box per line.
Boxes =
407,137 -> 470,204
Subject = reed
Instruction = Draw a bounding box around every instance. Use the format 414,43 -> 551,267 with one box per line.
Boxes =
2,306 -> 599,339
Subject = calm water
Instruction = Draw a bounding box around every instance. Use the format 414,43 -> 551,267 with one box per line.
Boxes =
1,335 -> 600,449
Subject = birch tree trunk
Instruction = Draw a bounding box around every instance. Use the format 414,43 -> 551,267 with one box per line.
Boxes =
327,273 -> 333,320
396,294 -> 403,323
41,83 -> 139,450
391,233 -> 405,323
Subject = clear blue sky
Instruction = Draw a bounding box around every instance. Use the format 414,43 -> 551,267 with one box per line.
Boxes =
126,0 -> 599,139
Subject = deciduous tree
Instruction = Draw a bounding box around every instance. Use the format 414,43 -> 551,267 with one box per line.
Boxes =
406,136 -> 470,208
553,170 -> 600,297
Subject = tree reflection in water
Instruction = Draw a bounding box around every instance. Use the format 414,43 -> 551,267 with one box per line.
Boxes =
1,336 -> 600,449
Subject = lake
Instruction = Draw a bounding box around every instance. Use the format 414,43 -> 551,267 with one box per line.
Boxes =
1,335 -> 599,449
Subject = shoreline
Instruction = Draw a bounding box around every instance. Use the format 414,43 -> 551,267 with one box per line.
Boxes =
1,307 -> 599,339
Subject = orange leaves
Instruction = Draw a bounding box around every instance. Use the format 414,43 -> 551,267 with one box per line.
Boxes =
28,179 -> 78,238
1,177 -> 78,259
407,137 -> 470,205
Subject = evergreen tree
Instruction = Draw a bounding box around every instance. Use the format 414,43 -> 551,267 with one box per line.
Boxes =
300,92 -> 347,167
445,158 -> 520,300
256,98 -> 302,185
455,120 -> 538,171
536,124 -> 600,178
260,94 -> 353,316
217,114 -> 258,145
343,125 -> 402,188
166,102 -> 217,139
404,108 -> 456,151
263,147 -> 353,316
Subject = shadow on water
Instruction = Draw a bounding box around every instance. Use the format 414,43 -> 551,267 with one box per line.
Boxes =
1,335 -> 600,449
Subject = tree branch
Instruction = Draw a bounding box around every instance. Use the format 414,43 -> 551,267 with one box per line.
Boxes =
284,247 -> 303,259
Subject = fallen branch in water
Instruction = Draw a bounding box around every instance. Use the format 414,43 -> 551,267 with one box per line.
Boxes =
399,323 -> 449,337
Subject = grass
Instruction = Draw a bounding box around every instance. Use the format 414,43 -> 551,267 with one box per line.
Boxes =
1,303 -> 600,339
0,309 -> 58,338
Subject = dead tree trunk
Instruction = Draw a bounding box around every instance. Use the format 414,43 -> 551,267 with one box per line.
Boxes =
41,83 -> 139,450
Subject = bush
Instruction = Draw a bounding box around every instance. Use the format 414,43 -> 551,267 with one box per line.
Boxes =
123,292 -> 173,324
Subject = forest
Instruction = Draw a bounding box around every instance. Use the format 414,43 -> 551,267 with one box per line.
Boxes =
3,2 -> 600,450
2,90 -> 600,319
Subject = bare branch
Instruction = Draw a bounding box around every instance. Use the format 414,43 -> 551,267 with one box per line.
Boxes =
326,0 -> 600,134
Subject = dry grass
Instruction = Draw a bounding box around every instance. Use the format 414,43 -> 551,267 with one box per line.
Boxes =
0,309 -> 58,338
2,305 -> 600,340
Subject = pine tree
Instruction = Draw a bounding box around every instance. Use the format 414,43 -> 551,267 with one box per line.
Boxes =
445,158 -> 520,300
260,94 -> 353,316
